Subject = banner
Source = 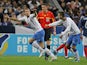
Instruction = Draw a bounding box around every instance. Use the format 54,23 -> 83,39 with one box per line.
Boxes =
0,34 -> 83,56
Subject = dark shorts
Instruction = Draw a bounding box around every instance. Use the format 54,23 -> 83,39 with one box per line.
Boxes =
44,28 -> 52,41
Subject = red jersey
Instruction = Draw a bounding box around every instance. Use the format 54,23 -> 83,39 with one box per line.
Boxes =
37,11 -> 55,29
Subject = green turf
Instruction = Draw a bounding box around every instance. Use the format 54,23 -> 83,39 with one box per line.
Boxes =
0,56 -> 87,65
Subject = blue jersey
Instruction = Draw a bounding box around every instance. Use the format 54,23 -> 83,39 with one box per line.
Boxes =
79,16 -> 87,36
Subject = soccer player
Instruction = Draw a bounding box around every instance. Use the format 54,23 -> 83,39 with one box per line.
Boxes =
79,10 -> 87,59
47,12 -> 81,62
24,9 -> 57,61
37,3 -> 56,60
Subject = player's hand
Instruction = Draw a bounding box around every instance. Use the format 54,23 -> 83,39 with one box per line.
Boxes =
53,31 -> 56,36
80,35 -> 83,40
60,32 -> 64,38
45,24 -> 49,27
60,35 -> 63,39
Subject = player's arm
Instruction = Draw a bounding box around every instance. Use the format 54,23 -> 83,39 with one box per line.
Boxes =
29,14 -> 38,22
51,13 -> 56,35
79,18 -> 83,39
10,17 -> 29,26
48,19 -> 63,27
79,17 -> 83,33
17,17 -> 25,21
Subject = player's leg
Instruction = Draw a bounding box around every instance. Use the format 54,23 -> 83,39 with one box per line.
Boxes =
64,45 -> 68,58
56,44 -> 66,51
83,36 -> 87,59
45,40 -> 50,60
65,35 -> 73,50
71,34 -> 81,62
53,43 -> 66,56
29,39 -> 44,52
62,33 -> 69,58
72,45 -> 80,61
39,42 -> 57,61
38,41 -> 45,57
44,28 -> 52,60
54,34 -> 68,57
32,29 -> 46,57
28,30 -> 44,52
39,30 -> 57,61
65,35 -> 76,56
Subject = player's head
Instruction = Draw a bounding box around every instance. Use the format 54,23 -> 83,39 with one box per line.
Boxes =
41,3 -> 48,12
58,12 -> 65,20
24,8 -> 30,16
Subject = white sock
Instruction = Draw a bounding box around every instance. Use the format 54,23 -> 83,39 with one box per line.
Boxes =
69,48 -> 75,55
70,48 -> 80,59
74,51 -> 80,60
45,48 -> 55,58
32,41 -> 44,51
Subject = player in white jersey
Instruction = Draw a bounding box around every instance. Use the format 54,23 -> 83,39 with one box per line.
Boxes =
47,12 -> 81,62
24,9 -> 57,61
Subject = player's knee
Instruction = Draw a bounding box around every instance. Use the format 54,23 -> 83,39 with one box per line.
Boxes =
72,48 -> 76,51
29,38 -> 34,44
72,45 -> 76,49
39,42 -> 44,48
65,43 -> 70,49
67,46 -> 70,49
72,46 -> 77,51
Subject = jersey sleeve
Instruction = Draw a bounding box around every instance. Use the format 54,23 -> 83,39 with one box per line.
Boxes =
49,19 -> 63,26
50,12 -> 55,22
79,17 -> 83,28
37,11 -> 41,20
61,18 -> 72,35
30,14 -> 35,18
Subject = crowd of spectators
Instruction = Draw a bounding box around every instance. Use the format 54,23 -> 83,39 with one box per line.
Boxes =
57,0 -> 87,26
0,0 -> 87,32
0,0 -> 58,27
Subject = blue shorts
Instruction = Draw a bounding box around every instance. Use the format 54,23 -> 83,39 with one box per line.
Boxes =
33,30 -> 45,43
66,34 -> 81,46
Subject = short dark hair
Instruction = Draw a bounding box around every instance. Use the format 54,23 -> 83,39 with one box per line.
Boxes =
41,3 -> 49,6
58,12 -> 65,17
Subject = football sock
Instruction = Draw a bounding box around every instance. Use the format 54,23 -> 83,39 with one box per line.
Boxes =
84,46 -> 87,58
45,48 -> 55,58
32,41 -> 44,51
73,49 -> 80,60
45,45 -> 50,57
64,46 -> 68,56
56,44 -> 65,51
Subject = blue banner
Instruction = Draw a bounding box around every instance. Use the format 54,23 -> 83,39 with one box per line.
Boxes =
0,34 -> 83,56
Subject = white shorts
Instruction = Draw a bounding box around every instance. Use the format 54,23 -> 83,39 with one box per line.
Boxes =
83,36 -> 87,45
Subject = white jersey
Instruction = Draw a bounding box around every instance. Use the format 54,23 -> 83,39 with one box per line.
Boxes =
17,14 -> 27,22
26,14 -> 43,32
49,17 -> 80,35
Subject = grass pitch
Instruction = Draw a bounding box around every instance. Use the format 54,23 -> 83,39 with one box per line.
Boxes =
0,56 -> 87,65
